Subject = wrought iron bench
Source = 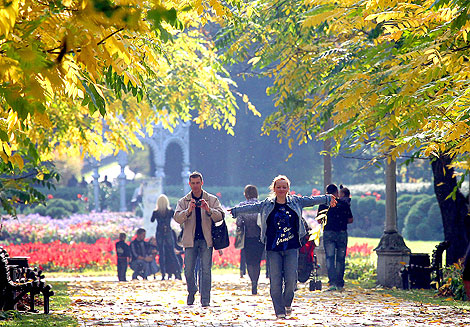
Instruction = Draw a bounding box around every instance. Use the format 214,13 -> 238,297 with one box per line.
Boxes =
400,241 -> 450,290
0,247 -> 54,313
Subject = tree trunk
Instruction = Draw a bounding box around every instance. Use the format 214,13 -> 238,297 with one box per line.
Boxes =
431,154 -> 469,265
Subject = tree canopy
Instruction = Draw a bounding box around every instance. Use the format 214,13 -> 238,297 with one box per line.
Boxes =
217,0 -> 470,167
216,0 -> 470,263
0,0 -> 261,215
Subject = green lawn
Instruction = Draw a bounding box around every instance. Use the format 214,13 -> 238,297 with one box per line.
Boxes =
349,236 -> 439,255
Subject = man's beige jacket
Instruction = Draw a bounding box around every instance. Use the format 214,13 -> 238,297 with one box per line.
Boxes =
174,190 -> 224,248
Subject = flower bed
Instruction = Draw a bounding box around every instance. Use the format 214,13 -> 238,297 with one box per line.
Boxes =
0,213 -> 143,244
1,236 -> 243,272
4,238 -> 117,271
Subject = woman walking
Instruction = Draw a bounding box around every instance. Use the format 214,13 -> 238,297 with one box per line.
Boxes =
151,194 -> 182,280
236,185 -> 264,295
229,175 -> 336,319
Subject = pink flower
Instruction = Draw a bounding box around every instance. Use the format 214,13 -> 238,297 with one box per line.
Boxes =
216,192 -> 222,197
47,194 -> 53,199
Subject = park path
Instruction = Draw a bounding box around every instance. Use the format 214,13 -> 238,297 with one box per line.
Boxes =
57,274 -> 470,327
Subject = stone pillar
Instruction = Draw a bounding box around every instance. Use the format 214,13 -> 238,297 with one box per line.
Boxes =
374,158 -> 410,288
118,151 -> 128,212
182,167 -> 190,195
91,158 -> 100,212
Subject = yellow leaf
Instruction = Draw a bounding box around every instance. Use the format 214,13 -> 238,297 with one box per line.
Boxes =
10,153 -> 24,170
247,56 -> 261,66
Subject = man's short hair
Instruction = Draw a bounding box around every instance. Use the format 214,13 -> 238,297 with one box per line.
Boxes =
326,184 -> 338,195
244,185 -> 258,199
136,228 -> 146,235
189,171 -> 203,182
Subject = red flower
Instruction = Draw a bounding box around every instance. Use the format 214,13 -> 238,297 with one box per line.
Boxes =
77,194 -> 82,199
216,192 -> 222,197
47,194 -> 53,199
83,197 -> 88,202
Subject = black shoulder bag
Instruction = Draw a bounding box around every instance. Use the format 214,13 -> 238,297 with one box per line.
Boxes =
211,219 -> 230,250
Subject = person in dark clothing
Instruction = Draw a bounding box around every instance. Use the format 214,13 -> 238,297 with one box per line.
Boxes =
236,185 -> 264,295
115,232 -> 130,282
130,228 -> 152,280
151,194 -> 182,280
339,185 -> 351,205
239,248 -> 246,278
230,175 -> 336,319
318,184 -> 353,291
146,237 -> 160,279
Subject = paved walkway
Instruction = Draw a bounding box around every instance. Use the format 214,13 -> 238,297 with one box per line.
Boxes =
56,274 -> 470,327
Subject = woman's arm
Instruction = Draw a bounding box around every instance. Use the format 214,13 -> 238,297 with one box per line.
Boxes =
229,201 -> 263,218
299,194 -> 336,208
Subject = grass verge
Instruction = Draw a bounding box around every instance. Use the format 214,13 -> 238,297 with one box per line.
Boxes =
375,288 -> 470,309
347,279 -> 470,309
0,282 -> 78,327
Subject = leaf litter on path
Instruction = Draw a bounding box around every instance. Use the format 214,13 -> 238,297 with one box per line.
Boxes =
59,274 -> 470,326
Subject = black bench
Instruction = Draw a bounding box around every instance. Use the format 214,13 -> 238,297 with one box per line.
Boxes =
0,247 -> 54,313
400,241 -> 450,290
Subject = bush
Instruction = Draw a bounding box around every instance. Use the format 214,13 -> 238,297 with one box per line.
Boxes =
68,200 -> 87,214
349,197 -> 386,238
38,186 -> 89,201
438,261 -> 466,301
397,194 -> 416,233
45,206 -> 71,219
402,195 -> 437,240
48,198 -> 74,212
345,258 -> 376,283
32,204 -> 47,216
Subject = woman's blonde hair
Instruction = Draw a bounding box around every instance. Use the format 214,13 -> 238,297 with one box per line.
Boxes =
269,175 -> 291,198
156,194 -> 171,212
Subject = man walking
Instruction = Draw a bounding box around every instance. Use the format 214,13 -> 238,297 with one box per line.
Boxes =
318,184 -> 353,291
174,171 -> 224,307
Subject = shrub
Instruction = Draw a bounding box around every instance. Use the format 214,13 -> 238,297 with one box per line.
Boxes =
425,203 -> 444,240
32,204 -> 47,216
45,207 -> 71,219
403,195 -> 437,240
349,197 -> 385,238
397,194 -> 416,233
345,258 -> 377,283
438,261 -> 466,301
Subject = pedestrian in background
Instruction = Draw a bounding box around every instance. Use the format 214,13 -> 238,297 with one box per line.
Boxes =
236,185 -> 264,295
115,232 -> 130,282
318,184 -> 353,291
151,194 -> 182,280
230,175 -> 336,319
130,228 -> 152,280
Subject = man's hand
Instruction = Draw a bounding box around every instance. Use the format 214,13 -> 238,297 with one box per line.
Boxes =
329,195 -> 337,207
199,199 -> 211,213
187,199 -> 196,215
